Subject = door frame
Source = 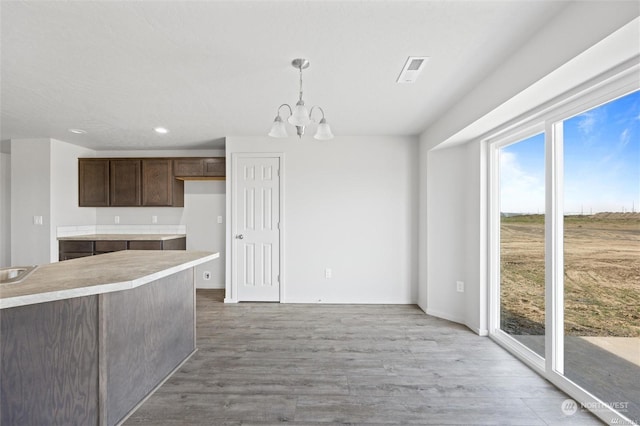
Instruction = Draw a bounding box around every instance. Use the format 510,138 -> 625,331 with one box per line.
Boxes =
225,152 -> 285,303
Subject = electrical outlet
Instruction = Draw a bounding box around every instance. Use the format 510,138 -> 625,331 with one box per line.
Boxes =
217,216 -> 223,224
203,271 -> 211,280
325,268 -> 332,279
114,215 -> 120,224
32,216 -> 43,225
456,281 -> 465,293
152,215 -> 158,224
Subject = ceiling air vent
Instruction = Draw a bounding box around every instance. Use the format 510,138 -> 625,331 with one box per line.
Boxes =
396,56 -> 429,83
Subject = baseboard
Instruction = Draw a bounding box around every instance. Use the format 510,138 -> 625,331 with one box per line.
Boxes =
196,282 -> 224,289
425,308 -> 465,325
471,326 -> 489,336
282,298 -> 416,304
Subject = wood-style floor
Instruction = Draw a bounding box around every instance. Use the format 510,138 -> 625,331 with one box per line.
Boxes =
125,290 -> 602,425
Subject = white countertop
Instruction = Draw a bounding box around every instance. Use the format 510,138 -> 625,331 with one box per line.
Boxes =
0,250 -> 218,309
58,234 -> 186,241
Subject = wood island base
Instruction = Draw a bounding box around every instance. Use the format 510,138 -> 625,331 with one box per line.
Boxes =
1,268 -> 196,425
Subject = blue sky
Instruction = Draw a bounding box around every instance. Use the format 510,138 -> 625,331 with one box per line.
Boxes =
500,90 -> 640,214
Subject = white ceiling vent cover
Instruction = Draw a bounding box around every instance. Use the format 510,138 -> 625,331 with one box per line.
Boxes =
396,56 -> 430,83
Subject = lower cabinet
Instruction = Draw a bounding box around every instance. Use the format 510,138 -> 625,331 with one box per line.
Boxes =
58,241 -> 94,261
95,241 -> 128,255
59,237 -> 186,261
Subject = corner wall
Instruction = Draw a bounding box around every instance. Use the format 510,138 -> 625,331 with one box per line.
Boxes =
11,139 -> 52,265
0,153 -> 11,267
226,135 -> 419,304
50,139 -> 97,262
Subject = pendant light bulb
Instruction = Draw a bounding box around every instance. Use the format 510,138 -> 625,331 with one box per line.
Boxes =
268,115 -> 288,138
288,100 -> 311,126
314,118 -> 334,140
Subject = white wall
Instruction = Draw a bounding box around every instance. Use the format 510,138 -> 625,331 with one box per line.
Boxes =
0,153 -> 11,267
226,135 -> 419,304
95,149 -> 226,288
424,144 -> 469,324
183,181 -> 226,288
50,139 -> 97,262
10,139 -> 97,264
11,139 -> 52,265
417,5 -> 638,334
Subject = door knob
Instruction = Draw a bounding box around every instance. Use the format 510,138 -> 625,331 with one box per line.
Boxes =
236,234 -> 244,239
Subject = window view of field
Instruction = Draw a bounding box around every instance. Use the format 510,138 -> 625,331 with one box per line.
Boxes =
500,212 -> 640,338
499,213 -> 545,356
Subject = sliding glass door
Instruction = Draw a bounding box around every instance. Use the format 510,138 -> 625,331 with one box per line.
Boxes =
561,91 -> 640,420
491,86 -> 639,423
498,133 -> 546,358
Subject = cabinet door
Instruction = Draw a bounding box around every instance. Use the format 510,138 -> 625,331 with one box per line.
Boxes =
110,160 -> 141,206
79,159 -> 109,207
173,159 -> 203,177
128,240 -> 163,250
142,159 -> 173,206
203,158 -> 225,177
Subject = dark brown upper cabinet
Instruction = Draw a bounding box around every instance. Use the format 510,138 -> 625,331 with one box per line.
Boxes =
173,158 -> 204,177
110,159 -> 141,206
142,159 -> 183,207
79,157 -> 225,207
79,159 -> 110,207
203,158 -> 225,177
173,157 -> 225,179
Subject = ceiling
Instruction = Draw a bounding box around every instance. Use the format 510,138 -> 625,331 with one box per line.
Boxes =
1,1 -> 571,151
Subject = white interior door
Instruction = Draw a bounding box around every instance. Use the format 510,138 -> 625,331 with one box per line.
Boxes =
233,156 -> 281,302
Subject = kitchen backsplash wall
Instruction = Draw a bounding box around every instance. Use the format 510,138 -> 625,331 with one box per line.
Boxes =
57,224 -> 187,237
95,207 -> 186,226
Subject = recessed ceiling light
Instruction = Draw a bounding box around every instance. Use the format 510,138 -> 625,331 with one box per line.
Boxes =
68,128 -> 87,134
154,127 -> 169,134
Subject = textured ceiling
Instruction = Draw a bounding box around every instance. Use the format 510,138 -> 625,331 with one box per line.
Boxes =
1,1 -> 570,150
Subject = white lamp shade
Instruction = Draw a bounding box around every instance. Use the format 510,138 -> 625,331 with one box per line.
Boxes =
314,118 -> 334,140
288,100 -> 311,126
268,116 -> 288,138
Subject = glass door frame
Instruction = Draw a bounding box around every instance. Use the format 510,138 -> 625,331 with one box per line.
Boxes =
488,123 -> 547,374
486,60 -> 639,425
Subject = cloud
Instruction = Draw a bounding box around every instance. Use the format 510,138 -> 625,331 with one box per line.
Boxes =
619,128 -> 630,148
500,151 -> 545,213
577,111 -> 597,135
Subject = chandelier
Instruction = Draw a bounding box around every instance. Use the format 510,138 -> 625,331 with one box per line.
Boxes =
268,58 -> 334,140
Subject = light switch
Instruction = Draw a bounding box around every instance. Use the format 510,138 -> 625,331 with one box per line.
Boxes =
152,215 -> 158,224
217,216 -> 223,224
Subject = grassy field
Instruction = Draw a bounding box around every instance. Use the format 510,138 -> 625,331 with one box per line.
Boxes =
500,212 -> 640,337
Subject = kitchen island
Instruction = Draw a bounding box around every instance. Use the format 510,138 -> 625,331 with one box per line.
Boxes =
0,250 -> 218,426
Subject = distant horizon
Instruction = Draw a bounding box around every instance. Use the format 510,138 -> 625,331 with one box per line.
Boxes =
501,210 -> 639,216
500,90 -> 639,214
